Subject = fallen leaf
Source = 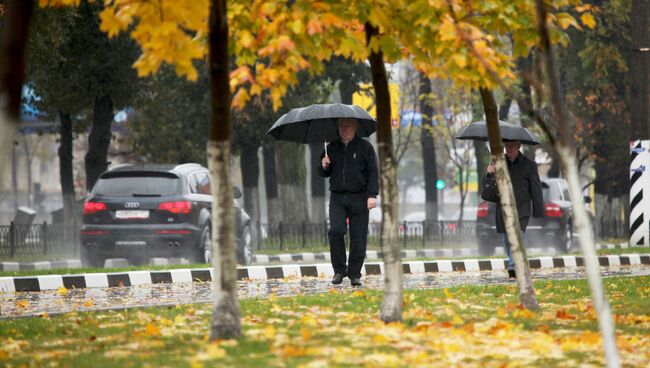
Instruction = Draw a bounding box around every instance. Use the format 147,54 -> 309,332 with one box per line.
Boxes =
15,300 -> 29,309
145,322 -> 161,337
83,300 -> 94,308
57,286 -> 68,296
444,288 -> 454,299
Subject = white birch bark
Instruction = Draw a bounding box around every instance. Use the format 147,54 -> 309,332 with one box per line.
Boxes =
492,154 -> 539,310
558,146 -> 620,367
378,142 -> 402,322
208,140 -> 241,339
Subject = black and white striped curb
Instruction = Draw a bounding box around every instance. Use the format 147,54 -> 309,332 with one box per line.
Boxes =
0,242 -> 631,271
252,242 -> 630,263
2,253 -> 648,293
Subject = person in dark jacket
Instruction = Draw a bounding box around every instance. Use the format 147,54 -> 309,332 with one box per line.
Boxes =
318,118 -> 379,287
480,140 -> 544,278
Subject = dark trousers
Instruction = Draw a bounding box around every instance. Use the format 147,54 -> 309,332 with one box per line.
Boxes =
328,193 -> 369,278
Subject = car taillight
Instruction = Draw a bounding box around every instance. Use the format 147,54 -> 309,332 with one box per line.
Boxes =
545,203 -> 563,217
158,201 -> 192,214
477,202 -> 489,218
80,230 -> 109,235
83,201 -> 107,215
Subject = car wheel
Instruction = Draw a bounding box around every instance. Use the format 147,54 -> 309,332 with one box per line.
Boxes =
189,226 -> 211,265
556,223 -> 572,254
237,225 -> 253,265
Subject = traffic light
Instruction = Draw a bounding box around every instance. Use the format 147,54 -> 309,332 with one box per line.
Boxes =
436,179 -> 445,190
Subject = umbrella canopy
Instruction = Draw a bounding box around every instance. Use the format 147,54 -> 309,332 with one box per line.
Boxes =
267,103 -> 376,143
455,120 -> 541,145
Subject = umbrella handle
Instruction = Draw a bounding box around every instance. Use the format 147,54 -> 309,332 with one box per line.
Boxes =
324,141 -> 328,157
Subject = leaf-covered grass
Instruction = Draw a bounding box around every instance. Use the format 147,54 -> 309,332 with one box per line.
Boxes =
1,276 -> 648,367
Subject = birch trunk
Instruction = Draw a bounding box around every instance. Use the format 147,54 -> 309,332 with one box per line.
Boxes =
366,23 -> 402,322
208,0 -> 240,340
535,0 -> 619,365
208,141 -> 240,339
480,88 -> 539,310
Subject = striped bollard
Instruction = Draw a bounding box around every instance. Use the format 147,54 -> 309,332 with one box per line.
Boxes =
630,140 -> 650,246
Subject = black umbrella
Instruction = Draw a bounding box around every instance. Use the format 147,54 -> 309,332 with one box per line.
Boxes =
267,103 -> 376,146
455,120 -> 541,145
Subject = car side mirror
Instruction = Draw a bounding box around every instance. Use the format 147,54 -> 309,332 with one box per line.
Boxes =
233,186 -> 242,199
583,196 -> 592,204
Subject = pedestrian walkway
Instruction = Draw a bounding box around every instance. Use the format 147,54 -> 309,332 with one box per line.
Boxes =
0,242 -> 632,271
1,251 -> 647,293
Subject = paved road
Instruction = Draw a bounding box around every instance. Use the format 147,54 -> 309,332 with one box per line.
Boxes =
1,265 -> 649,319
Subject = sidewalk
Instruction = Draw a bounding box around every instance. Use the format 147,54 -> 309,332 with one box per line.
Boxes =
2,250 -> 648,293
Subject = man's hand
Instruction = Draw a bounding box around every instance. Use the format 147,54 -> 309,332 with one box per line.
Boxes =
367,197 -> 377,209
322,155 -> 330,169
487,162 -> 495,174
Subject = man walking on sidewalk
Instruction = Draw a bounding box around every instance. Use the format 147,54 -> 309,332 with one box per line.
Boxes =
480,140 -> 544,278
318,118 -> 379,287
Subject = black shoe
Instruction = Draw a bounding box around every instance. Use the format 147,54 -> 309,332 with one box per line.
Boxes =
350,277 -> 362,287
332,273 -> 345,285
508,269 -> 516,279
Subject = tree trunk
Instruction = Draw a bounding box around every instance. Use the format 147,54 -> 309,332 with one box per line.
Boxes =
208,0 -> 240,340
262,144 -> 280,224
84,94 -> 114,192
535,0 -> 620,365
309,143 -> 326,223
22,135 -> 33,207
366,23 -> 402,323
241,145 -> 261,248
59,112 -> 77,225
498,99 -> 511,120
12,143 -> 18,211
0,0 -> 32,179
630,0 -> 650,140
480,87 -> 539,310
275,142 -> 308,223
419,73 -> 439,221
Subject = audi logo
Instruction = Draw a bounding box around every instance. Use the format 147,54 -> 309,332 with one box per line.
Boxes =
124,202 -> 140,208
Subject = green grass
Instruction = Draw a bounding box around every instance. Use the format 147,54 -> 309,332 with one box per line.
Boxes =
596,246 -> 650,255
0,276 -> 648,367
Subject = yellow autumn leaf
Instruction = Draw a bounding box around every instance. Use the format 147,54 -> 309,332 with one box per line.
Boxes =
57,286 -> 68,296
264,325 -> 276,340
15,300 -> 29,309
444,288 -> 454,299
83,300 -> 94,308
145,322 -> 161,337
581,13 -> 596,29
206,344 -> 226,359
300,327 -> 312,341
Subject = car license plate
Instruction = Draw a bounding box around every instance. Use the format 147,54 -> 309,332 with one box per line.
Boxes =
115,210 -> 149,219
115,241 -> 147,246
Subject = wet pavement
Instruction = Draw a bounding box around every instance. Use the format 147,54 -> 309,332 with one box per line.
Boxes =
1,265 -> 649,319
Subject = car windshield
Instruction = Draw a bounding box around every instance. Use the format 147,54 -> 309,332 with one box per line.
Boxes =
93,175 -> 180,196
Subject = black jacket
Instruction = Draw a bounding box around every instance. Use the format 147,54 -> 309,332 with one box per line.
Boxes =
318,136 -> 379,198
480,152 -> 544,233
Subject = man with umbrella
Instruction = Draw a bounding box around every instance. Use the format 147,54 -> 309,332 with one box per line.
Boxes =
319,117 -> 378,286
480,139 -> 544,278
267,103 -> 378,287
456,121 -> 544,279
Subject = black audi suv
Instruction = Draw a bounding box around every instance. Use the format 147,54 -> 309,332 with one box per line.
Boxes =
476,177 -> 594,255
80,163 -> 252,267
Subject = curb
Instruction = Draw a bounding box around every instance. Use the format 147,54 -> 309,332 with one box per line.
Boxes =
0,242 -> 633,271
1,253 -> 648,293
253,242 -> 631,263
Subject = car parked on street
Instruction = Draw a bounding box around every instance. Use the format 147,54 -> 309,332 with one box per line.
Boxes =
476,177 -> 593,255
80,163 -> 252,267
